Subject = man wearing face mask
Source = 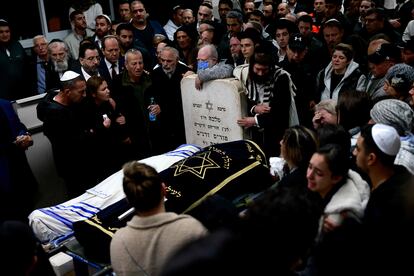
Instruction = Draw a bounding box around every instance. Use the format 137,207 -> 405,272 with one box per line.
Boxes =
236,45 -> 296,158
184,44 -> 234,90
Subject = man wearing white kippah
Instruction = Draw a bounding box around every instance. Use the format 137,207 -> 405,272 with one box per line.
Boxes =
37,71 -> 98,198
353,123 -> 414,275
92,14 -> 112,50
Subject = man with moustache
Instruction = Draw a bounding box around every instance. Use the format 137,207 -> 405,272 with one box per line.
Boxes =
75,42 -> 101,81
46,39 -> 77,90
150,46 -> 190,152
92,14 -> 112,51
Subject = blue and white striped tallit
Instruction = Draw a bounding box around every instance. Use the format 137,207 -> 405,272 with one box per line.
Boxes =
29,144 -> 201,243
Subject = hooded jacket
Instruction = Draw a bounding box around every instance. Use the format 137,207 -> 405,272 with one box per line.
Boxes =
317,169 -> 370,241
317,60 -> 361,102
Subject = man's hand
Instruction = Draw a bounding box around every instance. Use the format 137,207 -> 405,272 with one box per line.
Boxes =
148,104 -> 161,116
254,104 -> 271,114
14,134 -> 33,150
195,76 -> 203,90
389,18 -> 401,29
237,117 -> 256,128
116,114 -> 126,125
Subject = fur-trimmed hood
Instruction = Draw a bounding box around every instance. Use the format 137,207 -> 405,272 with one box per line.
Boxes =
324,169 -> 370,219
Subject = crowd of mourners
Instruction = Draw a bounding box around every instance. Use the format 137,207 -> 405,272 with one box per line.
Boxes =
1,0 -> 414,274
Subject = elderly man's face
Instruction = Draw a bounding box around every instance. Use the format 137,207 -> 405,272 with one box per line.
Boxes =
33,37 -> 48,58
125,51 -> 144,79
197,46 -> 217,69
160,49 -> 178,74
50,45 -> 69,72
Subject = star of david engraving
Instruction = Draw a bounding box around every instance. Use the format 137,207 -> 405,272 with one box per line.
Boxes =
172,151 -> 221,179
205,100 -> 213,111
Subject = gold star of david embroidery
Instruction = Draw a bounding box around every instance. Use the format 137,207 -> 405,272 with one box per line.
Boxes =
172,151 -> 221,179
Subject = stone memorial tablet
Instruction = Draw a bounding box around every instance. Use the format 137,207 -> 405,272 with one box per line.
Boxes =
181,75 -> 249,147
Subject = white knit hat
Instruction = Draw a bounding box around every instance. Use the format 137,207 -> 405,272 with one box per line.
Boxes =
372,124 -> 400,156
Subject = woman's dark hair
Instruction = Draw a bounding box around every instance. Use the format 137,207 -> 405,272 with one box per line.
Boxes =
333,43 -> 354,61
316,143 -> 350,178
317,124 -> 351,154
86,75 -> 105,97
337,90 -> 372,131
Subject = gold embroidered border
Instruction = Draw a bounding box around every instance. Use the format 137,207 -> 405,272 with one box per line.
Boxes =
83,219 -> 115,238
183,161 -> 261,214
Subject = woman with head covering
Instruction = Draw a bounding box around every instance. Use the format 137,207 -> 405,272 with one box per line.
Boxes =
370,99 -> 414,174
383,63 -> 414,104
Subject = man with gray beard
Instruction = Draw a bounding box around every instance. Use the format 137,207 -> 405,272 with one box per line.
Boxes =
149,46 -> 190,152
46,40 -> 76,91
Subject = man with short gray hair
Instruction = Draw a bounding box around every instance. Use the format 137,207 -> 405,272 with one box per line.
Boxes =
186,44 -> 233,90
32,35 -> 49,94
150,46 -> 191,151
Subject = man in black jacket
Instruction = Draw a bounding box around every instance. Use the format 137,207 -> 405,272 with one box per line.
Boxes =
150,46 -> 190,152
37,71 -> 97,197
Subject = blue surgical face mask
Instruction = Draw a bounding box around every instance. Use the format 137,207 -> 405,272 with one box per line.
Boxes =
197,60 -> 209,71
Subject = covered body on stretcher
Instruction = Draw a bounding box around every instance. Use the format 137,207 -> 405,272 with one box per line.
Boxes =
28,144 -> 202,245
